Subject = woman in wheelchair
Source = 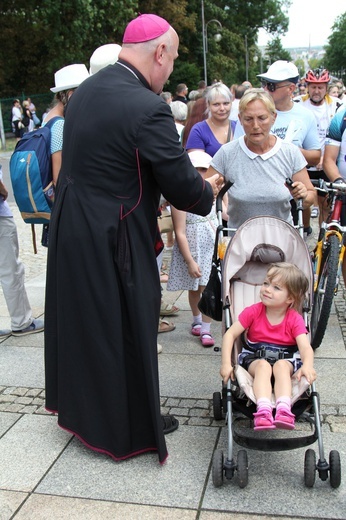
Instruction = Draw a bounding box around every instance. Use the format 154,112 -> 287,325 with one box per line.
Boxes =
220,262 -> 316,431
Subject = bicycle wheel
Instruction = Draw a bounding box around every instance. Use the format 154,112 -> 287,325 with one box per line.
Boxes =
310,234 -> 340,349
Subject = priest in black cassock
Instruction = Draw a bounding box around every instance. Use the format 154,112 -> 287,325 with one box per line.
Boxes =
44,14 -> 221,463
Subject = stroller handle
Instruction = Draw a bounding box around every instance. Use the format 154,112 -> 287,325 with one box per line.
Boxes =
216,180 -> 233,213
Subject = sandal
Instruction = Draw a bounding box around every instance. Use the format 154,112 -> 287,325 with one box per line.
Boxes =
200,333 -> 215,347
158,318 -> 175,333
160,301 -> 180,316
162,414 -> 179,434
274,409 -> 295,430
253,410 -> 276,431
191,322 -> 202,336
160,271 -> 169,283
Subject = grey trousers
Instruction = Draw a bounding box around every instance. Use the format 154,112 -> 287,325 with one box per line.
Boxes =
0,217 -> 32,330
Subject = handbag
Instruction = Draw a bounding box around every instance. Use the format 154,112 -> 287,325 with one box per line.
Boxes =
158,208 -> 173,234
198,259 -> 222,321
198,213 -> 223,321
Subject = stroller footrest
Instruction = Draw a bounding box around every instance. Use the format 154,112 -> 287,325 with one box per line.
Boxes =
235,365 -> 310,406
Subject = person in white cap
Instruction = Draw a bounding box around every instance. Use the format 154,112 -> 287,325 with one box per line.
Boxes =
43,64 -> 89,185
89,43 -> 122,75
38,64 -> 89,247
234,60 -> 320,233
44,14 -> 221,465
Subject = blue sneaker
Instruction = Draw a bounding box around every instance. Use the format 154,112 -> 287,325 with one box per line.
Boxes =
12,318 -> 44,337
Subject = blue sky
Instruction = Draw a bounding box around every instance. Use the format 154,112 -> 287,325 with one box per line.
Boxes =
258,0 -> 346,48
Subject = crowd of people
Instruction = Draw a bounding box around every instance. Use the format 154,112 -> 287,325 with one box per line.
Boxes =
3,12 -> 346,463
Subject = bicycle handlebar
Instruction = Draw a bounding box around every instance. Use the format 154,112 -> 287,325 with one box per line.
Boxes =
311,178 -> 346,193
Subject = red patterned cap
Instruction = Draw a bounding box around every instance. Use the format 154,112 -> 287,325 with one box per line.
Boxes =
123,14 -> 171,44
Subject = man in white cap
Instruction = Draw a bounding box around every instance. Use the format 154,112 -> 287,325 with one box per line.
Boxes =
44,14 -> 221,465
234,60 -> 321,232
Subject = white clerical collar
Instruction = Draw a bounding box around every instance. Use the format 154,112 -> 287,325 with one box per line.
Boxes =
239,135 -> 282,160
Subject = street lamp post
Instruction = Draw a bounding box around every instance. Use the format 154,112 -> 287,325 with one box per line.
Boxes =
202,0 -> 207,85
245,35 -> 249,82
201,0 -> 222,85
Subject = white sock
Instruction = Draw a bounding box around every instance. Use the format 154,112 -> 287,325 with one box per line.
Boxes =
200,321 -> 211,335
256,397 -> 272,413
193,313 -> 202,324
276,396 -> 291,413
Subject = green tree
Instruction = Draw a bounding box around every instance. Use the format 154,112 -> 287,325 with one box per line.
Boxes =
265,37 -> 292,65
163,0 -> 292,87
295,58 -> 305,78
0,0 -> 291,96
324,12 -> 346,80
0,0 -> 137,97
308,58 -> 323,71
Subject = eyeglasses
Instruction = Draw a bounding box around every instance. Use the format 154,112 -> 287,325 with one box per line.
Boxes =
261,81 -> 291,93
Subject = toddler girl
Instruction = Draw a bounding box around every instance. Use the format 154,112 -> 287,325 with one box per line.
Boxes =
221,262 -> 316,430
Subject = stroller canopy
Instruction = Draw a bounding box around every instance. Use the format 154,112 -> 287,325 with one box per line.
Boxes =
222,216 -> 313,303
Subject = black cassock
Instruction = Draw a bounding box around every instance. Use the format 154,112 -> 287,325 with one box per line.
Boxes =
44,60 -> 213,463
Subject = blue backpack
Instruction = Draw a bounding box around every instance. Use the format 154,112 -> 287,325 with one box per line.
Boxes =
9,116 -> 63,225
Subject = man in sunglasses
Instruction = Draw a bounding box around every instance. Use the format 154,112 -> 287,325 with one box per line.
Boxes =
234,61 -> 320,233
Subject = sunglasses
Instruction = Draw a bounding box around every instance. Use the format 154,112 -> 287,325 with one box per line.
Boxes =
261,81 -> 291,93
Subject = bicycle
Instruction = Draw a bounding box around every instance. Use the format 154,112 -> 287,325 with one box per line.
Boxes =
309,179 -> 346,349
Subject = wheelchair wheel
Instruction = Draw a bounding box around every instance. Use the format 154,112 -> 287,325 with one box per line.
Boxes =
212,449 -> 224,487
237,449 -> 248,488
304,449 -> 316,488
329,450 -> 341,489
213,392 -> 223,421
310,234 -> 340,350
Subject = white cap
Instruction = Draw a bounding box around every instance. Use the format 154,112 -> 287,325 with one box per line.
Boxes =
188,150 -> 213,169
51,64 -> 89,93
89,44 -> 122,75
257,60 -> 299,84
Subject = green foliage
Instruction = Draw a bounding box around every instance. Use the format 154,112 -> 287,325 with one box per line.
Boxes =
295,58 -> 305,78
265,36 -> 292,64
0,0 -> 137,97
167,61 -> 202,92
324,12 -> 346,80
308,58 -> 323,71
0,0 -> 290,96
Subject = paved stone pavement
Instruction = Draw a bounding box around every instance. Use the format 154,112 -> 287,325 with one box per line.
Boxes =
1,151 -> 346,519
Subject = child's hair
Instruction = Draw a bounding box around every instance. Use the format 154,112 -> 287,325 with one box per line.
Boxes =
266,262 -> 309,311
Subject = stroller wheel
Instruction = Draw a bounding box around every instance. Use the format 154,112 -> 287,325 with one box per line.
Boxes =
329,450 -> 341,489
212,449 -> 224,487
237,449 -> 248,488
213,392 -> 223,421
304,449 -> 316,488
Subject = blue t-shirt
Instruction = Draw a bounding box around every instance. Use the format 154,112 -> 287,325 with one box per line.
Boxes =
42,118 -> 64,155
